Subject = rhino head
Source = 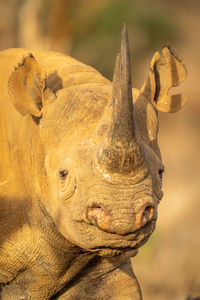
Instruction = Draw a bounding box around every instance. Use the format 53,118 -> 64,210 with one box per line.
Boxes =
8,24 -> 187,257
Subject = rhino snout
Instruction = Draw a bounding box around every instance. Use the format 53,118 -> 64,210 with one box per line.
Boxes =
86,202 -> 155,235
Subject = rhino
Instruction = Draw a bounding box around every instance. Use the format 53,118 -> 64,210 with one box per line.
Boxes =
0,24 -> 187,299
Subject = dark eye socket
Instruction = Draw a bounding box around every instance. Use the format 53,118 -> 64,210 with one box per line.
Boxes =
59,170 -> 68,180
158,168 -> 164,181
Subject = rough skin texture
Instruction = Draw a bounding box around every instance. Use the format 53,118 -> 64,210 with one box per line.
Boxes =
0,30 -> 187,300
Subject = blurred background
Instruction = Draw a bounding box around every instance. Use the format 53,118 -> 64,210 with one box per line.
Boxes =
0,0 -> 199,299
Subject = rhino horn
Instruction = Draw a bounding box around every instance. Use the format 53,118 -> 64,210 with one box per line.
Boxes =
112,23 -> 135,145
97,24 -> 143,174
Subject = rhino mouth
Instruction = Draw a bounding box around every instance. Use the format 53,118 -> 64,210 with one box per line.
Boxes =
88,218 -> 156,257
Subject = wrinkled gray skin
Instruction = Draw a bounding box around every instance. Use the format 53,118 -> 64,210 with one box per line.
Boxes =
0,24 -> 186,299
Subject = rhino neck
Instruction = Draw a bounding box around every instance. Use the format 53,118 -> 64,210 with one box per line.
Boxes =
55,254 -> 141,299
0,195 -> 95,296
0,105 -> 46,200
29,201 -> 97,297
0,111 -> 18,197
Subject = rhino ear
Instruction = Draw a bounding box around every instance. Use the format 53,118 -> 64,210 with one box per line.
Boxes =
141,47 -> 188,113
8,54 -> 46,117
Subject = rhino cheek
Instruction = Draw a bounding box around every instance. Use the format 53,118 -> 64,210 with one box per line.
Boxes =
53,207 -> 76,243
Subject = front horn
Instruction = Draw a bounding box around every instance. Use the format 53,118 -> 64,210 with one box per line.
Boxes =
97,24 -> 143,174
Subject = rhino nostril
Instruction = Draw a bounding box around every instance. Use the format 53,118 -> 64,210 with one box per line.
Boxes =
141,205 -> 154,227
87,206 -> 102,223
87,204 -> 111,231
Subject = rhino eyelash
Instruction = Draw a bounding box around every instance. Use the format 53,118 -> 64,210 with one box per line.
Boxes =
59,170 -> 68,180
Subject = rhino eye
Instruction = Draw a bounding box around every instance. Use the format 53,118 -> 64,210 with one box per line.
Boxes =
158,168 -> 164,181
59,170 -> 68,180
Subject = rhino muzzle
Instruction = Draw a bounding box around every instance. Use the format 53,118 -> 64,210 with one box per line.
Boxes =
86,201 -> 155,236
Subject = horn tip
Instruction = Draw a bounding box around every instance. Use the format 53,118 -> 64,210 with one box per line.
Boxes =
122,22 -> 127,32
121,23 -> 129,50
122,23 -> 128,37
